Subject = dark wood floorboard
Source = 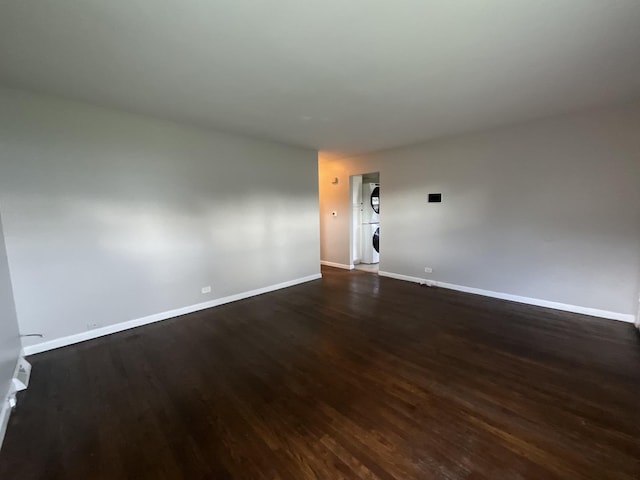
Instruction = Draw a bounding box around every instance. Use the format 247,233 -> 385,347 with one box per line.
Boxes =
1,266 -> 639,479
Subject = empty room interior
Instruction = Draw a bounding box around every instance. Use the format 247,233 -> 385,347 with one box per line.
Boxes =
1,1 -> 640,479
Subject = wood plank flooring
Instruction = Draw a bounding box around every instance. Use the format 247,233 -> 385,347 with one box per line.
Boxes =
1,266 -> 639,479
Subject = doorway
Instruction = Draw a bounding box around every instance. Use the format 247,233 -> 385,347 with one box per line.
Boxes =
350,172 -> 380,273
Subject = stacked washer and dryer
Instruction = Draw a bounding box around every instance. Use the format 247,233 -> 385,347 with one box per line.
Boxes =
361,183 -> 380,264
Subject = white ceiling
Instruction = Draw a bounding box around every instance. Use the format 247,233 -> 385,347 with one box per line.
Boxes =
1,0 -> 640,156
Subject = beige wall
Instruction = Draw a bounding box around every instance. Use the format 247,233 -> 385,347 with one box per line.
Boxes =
319,156 -> 384,267
0,88 -> 320,350
319,104 -> 640,320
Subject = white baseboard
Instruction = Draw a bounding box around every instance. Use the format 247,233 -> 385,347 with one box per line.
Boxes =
378,271 -> 635,323
0,353 -> 25,452
0,400 -> 10,453
23,273 -> 322,356
378,271 -> 425,284
321,260 -> 354,270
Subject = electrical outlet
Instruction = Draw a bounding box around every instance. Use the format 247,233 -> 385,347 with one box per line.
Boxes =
201,286 -> 212,294
424,267 -> 433,273
86,322 -> 101,330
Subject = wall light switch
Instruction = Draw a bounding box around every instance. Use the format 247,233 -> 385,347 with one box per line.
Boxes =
201,286 -> 212,294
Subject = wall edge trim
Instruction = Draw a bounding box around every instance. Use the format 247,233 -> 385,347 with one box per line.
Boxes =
320,261 -> 354,270
23,273 -> 322,356
377,271 -> 635,323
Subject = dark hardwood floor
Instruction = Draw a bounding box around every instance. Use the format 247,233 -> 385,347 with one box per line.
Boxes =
1,266 -> 639,479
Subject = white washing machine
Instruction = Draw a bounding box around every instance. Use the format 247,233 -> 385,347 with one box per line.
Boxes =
361,223 -> 380,264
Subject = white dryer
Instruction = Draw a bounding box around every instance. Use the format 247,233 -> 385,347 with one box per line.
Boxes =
362,183 -> 380,223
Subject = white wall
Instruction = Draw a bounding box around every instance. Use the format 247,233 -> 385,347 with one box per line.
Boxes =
350,175 -> 363,265
0,88 -> 320,350
319,104 -> 640,320
0,209 -> 21,435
